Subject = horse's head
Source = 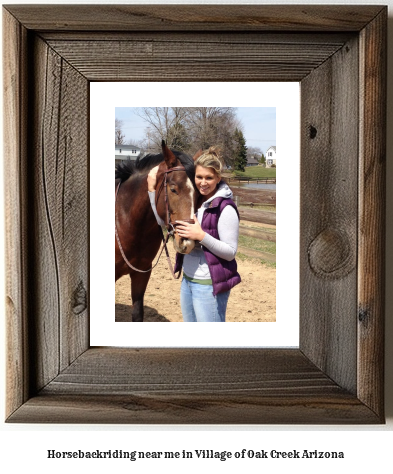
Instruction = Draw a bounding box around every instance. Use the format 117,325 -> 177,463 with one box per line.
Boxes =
156,141 -> 201,254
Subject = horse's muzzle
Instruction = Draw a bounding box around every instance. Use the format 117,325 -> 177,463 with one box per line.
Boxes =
170,219 -> 196,254
173,235 -> 195,254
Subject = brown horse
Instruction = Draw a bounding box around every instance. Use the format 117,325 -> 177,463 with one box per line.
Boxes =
115,141 -> 200,322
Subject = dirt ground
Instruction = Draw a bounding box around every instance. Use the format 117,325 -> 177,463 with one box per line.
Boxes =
115,220 -> 276,322
228,183 -> 276,206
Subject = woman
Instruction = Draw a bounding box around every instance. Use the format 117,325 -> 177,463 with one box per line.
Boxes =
148,147 -> 241,322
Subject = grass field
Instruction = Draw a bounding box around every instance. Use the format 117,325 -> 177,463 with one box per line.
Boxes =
236,252 -> 276,269
230,167 -> 276,178
237,234 -> 276,268
238,235 -> 276,255
239,204 -> 276,212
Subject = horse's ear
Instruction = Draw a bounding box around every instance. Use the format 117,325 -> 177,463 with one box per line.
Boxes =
162,140 -> 177,168
192,149 -> 203,162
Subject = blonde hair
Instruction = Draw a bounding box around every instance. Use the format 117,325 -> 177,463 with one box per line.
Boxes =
195,146 -> 223,178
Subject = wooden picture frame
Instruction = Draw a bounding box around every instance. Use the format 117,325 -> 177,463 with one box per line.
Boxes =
3,5 -> 386,424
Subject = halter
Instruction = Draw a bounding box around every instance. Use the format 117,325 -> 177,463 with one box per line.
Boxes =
115,164 -> 194,278
155,165 -> 195,235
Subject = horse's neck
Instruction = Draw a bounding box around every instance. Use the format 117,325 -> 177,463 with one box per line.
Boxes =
122,176 -> 156,226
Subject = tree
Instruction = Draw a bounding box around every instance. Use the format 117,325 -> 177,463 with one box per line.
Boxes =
233,129 -> 248,171
135,107 -> 242,167
248,147 -> 266,166
169,122 -> 191,151
135,107 -> 190,152
185,107 -> 241,166
115,118 -> 125,144
247,146 -> 263,164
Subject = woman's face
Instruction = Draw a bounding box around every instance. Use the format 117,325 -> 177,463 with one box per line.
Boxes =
195,165 -> 221,200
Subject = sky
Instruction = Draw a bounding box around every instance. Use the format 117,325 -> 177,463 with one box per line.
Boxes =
115,107 -> 276,155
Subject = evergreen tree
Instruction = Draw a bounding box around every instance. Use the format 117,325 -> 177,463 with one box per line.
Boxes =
233,129 -> 248,171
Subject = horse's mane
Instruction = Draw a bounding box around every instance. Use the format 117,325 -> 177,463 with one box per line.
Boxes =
115,154 -> 163,182
115,150 -> 195,184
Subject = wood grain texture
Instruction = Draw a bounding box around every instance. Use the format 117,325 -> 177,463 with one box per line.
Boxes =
3,5 -> 384,32
357,9 -> 387,417
300,36 -> 359,394
28,36 -> 89,391
45,37 -> 348,82
40,31 -> 354,44
3,9 -> 30,418
3,5 -> 386,424
7,348 -> 379,424
9,392 -> 378,425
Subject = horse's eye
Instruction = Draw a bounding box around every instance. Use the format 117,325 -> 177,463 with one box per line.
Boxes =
170,187 -> 177,194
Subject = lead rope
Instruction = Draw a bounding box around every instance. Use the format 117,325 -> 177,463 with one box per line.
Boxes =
115,179 -> 182,278
161,228 -> 182,279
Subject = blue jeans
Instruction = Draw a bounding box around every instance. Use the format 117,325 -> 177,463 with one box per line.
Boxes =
180,277 -> 230,322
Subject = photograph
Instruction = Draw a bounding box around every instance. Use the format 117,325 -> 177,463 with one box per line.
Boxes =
90,82 -> 299,347
114,107 -> 277,323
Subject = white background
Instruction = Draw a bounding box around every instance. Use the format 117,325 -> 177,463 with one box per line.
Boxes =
90,82 -> 300,347
1,0 -> 392,473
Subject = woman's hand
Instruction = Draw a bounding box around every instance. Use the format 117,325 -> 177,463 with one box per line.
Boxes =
147,165 -> 160,192
176,215 -> 206,242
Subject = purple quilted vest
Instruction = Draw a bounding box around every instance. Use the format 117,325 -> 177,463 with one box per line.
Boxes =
174,197 -> 241,296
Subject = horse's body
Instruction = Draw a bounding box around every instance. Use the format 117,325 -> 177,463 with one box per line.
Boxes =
115,142 -> 199,321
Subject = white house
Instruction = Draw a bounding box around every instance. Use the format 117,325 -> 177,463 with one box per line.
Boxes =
266,146 -> 276,167
115,144 -> 141,164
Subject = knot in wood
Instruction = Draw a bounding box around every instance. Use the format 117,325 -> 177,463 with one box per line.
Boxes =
309,125 -> 317,139
308,228 -> 354,279
358,307 -> 370,326
73,281 -> 87,315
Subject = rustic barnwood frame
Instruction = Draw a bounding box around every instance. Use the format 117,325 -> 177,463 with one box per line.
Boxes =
3,5 -> 386,423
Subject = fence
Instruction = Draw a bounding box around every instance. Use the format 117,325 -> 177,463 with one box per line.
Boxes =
227,177 -> 276,184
